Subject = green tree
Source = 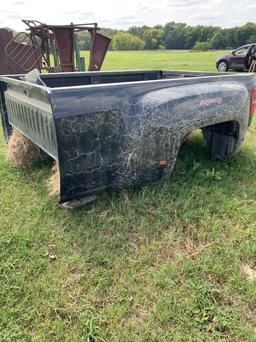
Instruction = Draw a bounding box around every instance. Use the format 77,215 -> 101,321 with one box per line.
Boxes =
247,34 -> 256,44
77,31 -> 91,50
112,32 -> 145,50
184,25 -> 220,49
76,22 -> 256,52
143,28 -> 165,50
193,41 -> 212,51
164,23 -> 188,49
128,25 -> 149,40
210,31 -> 229,49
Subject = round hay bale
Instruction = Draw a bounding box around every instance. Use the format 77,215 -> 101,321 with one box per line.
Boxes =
7,128 -> 47,167
47,162 -> 60,197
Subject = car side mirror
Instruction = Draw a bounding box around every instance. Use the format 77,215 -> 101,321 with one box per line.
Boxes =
232,50 -> 235,55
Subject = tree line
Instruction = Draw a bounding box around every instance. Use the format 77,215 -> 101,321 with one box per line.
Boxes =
77,22 -> 256,51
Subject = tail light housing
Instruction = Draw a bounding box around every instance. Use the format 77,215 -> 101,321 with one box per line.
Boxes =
251,88 -> 256,115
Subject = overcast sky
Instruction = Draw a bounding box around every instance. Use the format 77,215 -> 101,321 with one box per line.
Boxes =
0,0 -> 255,31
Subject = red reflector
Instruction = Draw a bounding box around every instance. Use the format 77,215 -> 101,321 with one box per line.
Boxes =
251,88 -> 256,115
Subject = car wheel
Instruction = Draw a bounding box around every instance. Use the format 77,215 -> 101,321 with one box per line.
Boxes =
217,60 -> 228,72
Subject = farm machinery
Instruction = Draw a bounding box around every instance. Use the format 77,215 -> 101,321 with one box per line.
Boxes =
0,19 -> 111,74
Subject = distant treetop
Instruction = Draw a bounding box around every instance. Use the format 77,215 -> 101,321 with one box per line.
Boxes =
76,22 -> 256,50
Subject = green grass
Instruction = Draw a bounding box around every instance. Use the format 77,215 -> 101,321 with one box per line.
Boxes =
1,51 -> 256,341
82,49 -> 229,71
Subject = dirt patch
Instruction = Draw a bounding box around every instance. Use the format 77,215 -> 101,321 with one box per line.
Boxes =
241,264 -> 256,281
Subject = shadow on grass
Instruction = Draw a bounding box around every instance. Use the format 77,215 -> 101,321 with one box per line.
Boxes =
30,130 -> 254,266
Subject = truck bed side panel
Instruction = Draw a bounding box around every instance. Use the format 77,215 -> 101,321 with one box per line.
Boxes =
1,71 -> 255,204
50,80 -> 250,203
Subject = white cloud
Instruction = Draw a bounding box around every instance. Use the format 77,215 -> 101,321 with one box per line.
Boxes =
189,11 -> 224,23
0,0 -> 255,31
247,4 -> 256,9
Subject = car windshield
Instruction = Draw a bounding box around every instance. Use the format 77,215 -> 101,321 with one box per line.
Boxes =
234,46 -> 250,55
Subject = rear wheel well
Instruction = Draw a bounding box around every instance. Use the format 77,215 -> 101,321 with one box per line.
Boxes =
202,121 -> 240,160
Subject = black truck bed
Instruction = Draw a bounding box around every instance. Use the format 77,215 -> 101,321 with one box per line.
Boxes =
1,69 -> 256,205
39,70 -> 225,88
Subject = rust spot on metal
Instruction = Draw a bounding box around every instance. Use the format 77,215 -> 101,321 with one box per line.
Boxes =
159,160 -> 167,166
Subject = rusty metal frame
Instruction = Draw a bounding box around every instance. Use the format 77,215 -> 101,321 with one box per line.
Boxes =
21,20 -> 109,72
4,32 -> 43,72
3,20 -> 110,74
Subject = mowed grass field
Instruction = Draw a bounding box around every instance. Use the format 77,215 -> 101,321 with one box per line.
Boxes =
1,50 -> 256,341
83,49 -> 229,71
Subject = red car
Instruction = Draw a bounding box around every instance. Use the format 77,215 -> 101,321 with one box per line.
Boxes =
216,44 -> 256,72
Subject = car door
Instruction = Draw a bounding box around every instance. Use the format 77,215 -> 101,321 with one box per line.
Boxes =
229,46 -> 250,69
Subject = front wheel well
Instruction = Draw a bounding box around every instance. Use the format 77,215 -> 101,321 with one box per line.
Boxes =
217,60 -> 229,72
217,59 -> 229,67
